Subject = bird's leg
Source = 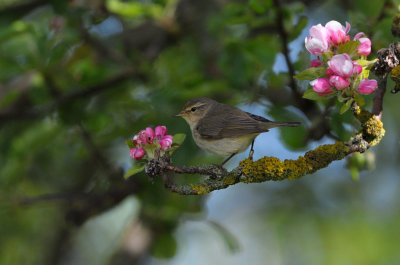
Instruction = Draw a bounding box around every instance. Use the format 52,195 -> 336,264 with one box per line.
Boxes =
221,153 -> 237,166
248,139 -> 255,160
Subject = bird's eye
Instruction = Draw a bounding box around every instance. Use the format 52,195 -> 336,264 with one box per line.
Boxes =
190,107 -> 197,112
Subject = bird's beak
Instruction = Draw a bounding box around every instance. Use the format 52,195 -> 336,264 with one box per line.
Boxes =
176,111 -> 184,117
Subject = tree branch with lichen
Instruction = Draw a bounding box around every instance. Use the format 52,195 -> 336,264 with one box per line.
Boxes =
143,102 -> 384,195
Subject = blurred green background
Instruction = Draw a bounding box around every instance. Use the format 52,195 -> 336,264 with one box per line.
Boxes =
1,0 -> 400,264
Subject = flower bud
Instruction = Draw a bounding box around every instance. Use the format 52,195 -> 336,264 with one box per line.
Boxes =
310,59 -> 323,67
329,75 -> 350,90
305,24 -> 329,55
159,135 -> 173,150
352,62 -> 362,75
130,147 -> 145,160
325,20 -> 350,45
328,54 -> 354,78
358,79 -> 378,95
155,125 -> 167,138
310,78 -> 333,95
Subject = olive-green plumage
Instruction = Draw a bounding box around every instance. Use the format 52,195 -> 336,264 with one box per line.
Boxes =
177,97 -> 300,159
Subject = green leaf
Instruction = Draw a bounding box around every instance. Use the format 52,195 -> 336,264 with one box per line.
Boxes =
303,88 -> 322,101
321,51 -> 334,61
124,163 -> 145,179
166,133 -> 186,156
294,67 -> 326,81
249,0 -> 271,14
337,40 -> 360,57
340,99 -> 354,114
126,139 -> 135,149
172,133 -> 186,145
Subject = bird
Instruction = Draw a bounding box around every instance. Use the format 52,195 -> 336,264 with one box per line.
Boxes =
177,97 -> 300,165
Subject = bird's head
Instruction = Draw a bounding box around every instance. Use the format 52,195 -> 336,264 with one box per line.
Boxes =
177,97 -> 215,128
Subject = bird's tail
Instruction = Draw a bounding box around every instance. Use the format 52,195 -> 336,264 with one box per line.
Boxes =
263,121 -> 301,130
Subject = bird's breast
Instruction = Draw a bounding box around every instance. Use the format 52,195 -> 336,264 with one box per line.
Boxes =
192,129 -> 258,156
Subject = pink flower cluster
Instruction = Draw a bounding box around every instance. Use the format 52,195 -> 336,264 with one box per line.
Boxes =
305,21 -> 377,96
129,125 -> 173,160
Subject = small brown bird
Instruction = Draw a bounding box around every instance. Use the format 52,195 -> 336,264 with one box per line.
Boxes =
177,97 -> 300,165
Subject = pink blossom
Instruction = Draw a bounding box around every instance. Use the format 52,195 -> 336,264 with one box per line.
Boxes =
159,135 -> 173,150
305,24 -> 330,55
310,59 -> 323,67
358,79 -> 378,95
329,75 -> 350,90
310,78 -> 333,96
327,54 -> 354,78
130,147 -> 145,160
325,21 -> 350,45
155,125 -> 167,138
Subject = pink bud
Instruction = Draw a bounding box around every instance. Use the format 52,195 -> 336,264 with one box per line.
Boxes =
327,54 -> 354,78
326,68 -> 335,76
305,24 -> 329,55
155,125 -> 167,138
144,127 -> 155,141
136,131 -> 146,145
325,20 -> 351,45
137,128 -> 154,144
329,75 -> 350,90
353,62 -> 362,75
310,78 -> 333,96
130,147 -> 145,160
358,79 -> 378,95
310,59 -> 323,67
159,135 -> 173,150
357,37 -> 371,56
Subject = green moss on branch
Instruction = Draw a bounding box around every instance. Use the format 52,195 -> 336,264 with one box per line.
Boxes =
240,142 -> 349,182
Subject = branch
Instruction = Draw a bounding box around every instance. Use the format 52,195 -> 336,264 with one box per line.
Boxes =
0,69 -> 136,124
14,177 -> 141,225
140,105 -> 385,195
372,73 -> 388,116
272,0 -> 300,97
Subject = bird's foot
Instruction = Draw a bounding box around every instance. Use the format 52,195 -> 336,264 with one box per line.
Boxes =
248,149 -> 254,161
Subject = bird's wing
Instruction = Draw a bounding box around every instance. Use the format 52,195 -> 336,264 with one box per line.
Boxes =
196,105 -> 268,139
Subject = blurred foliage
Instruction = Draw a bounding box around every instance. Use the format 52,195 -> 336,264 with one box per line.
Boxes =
0,0 -> 400,265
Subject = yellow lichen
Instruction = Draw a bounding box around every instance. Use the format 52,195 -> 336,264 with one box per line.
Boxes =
223,174 -> 238,185
236,109 -> 384,186
190,184 -> 210,195
362,116 -> 385,146
239,142 -> 349,182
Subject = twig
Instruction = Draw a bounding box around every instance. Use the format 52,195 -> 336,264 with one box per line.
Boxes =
372,73 -> 388,117
272,0 -> 300,97
0,69 -> 136,124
